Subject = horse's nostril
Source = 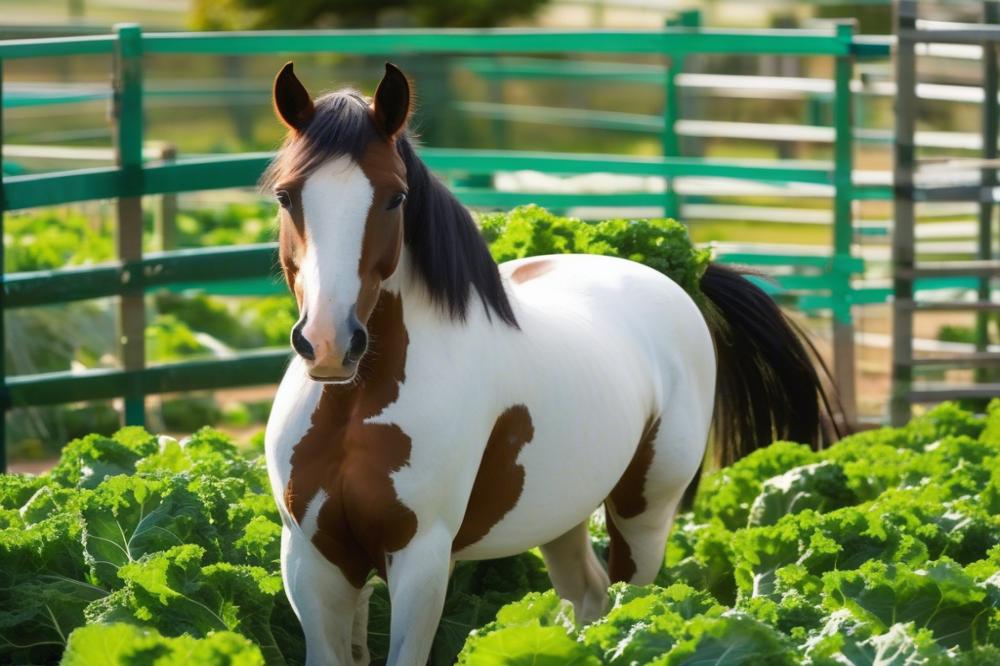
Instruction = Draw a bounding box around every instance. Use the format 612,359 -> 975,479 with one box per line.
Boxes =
291,319 -> 315,360
345,327 -> 368,365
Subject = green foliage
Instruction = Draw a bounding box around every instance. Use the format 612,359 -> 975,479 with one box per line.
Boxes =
173,204 -> 276,249
692,440 -> 818,530
147,314 -> 211,361
238,297 -> 299,348
481,205 -> 710,303
4,401 -> 998,664
154,292 -> 248,348
152,291 -> 298,351
3,210 -> 114,273
0,427 -> 301,666
189,0 -> 549,30
938,324 -> 978,345
61,623 -> 266,665
160,395 -> 224,433
4,202 -> 287,459
824,559 -> 996,650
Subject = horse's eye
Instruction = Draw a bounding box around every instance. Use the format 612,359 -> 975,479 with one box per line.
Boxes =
275,190 -> 291,209
387,192 -> 407,211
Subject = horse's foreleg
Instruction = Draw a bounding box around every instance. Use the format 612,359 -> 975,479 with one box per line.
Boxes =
386,522 -> 452,666
351,580 -> 375,665
281,527 -> 363,666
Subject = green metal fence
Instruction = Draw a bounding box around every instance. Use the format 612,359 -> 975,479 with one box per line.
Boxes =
0,22 -> 891,469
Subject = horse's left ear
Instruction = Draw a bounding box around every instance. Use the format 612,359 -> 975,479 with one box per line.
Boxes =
373,62 -> 411,139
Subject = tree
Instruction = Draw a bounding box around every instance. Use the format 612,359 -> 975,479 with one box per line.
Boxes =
190,0 -> 551,30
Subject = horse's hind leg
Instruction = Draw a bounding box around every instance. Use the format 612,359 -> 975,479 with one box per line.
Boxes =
539,521 -> 610,623
604,498 -> 681,585
605,397 -> 710,585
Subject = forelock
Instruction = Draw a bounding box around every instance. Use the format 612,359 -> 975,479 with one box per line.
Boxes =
263,90 -> 378,188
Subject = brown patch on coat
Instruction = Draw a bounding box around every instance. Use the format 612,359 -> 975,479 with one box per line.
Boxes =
608,416 -> 660,519
285,290 -> 417,588
354,139 -> 407,323
452,404 -> 535,552
510,259 -> 554,284
605,508 -> 636,582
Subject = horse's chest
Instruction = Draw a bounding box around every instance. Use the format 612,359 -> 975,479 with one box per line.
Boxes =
266,362 -> 419,586
285,419 -> 419,586
272,383 -> 547,572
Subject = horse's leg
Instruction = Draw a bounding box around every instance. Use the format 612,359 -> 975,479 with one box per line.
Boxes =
539,521 -> 610,623
604,498 -> 681,585
605,397 -> 711,586
281,527 -> 362,666
386,522 -> 452,666
351,580 -> 375,665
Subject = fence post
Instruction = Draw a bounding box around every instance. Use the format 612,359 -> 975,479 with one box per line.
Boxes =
662,10 -> 699,221
113,23 -> 146,427
832,20 -> 858,426
1,57 -> 7,472
891,1 -> 917,426
977,1 -> 999,373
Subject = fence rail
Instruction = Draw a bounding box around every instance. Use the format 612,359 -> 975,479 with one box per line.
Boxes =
1,20 -> 894,469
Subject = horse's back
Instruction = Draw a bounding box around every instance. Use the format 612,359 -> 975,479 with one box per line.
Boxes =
502,253 -> 713,389
502,253 -> 715,436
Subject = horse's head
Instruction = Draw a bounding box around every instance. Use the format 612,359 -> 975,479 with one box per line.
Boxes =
267,62 -> 411,382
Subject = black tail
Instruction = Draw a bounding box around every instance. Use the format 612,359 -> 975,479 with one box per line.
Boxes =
699,263 -> 844,470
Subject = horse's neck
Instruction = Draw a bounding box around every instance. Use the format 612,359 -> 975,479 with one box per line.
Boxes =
381,247 -> 412,298
380,248 -> 454,333
322,252 -> 435,408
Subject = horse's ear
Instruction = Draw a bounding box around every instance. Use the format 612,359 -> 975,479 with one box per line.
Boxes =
372,62 -> 411,139
273,62 -> 315,132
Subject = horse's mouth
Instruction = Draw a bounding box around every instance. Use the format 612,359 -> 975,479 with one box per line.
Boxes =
308,371 -> 357,384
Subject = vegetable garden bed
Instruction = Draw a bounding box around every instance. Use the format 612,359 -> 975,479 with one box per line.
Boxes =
2,400 -> 999,664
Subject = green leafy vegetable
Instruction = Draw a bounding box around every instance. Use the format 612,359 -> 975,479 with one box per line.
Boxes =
61,622 -> 265,665
1,384 -> 998,666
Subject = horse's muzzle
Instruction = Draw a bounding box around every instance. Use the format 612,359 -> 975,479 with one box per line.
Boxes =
294,311 -> 368,382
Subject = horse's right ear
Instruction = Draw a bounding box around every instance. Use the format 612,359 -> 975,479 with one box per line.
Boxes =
273,62 -> 315,132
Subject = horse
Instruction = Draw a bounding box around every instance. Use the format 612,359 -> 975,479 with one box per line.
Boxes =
263,62 -> 839,666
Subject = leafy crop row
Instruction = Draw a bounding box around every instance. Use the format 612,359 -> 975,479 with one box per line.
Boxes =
3,400 -> 999,664
482,205 -> 711,303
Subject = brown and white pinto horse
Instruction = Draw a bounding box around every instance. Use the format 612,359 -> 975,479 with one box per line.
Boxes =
264,62 -> 839,666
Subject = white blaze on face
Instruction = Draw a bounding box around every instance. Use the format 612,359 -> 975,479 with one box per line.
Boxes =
298,155 -> 374,369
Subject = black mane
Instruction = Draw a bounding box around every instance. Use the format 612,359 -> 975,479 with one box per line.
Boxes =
264,90 -> 517,328
394,135 -> 517,327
